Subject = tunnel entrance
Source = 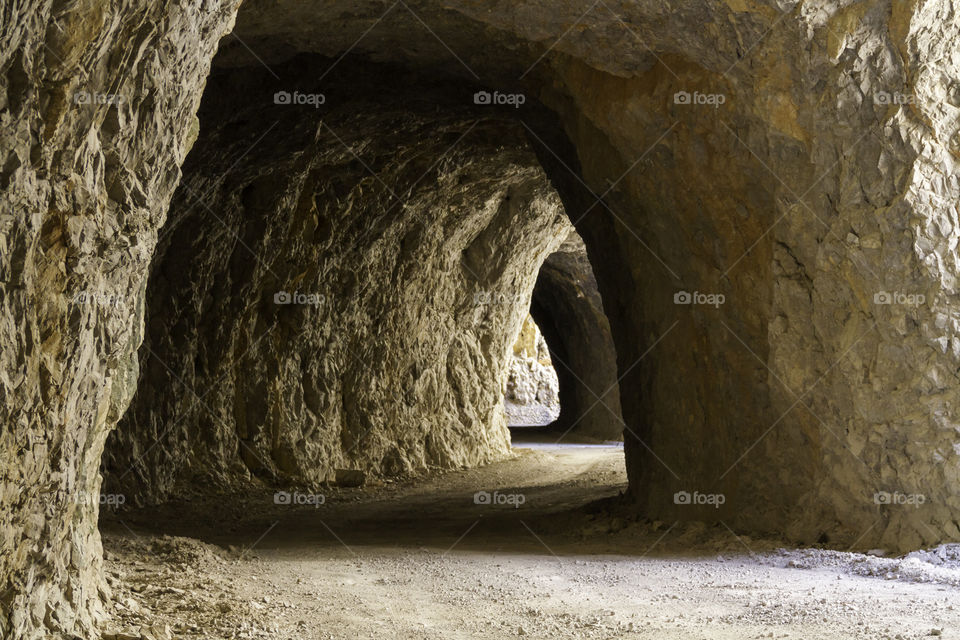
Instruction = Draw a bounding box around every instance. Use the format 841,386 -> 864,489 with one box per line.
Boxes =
91,53 -> 640,640
503,229 -> 625,442
503,313 -> 561,427
101,53 -> 628,508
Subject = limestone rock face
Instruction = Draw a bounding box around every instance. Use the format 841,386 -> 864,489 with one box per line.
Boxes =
518,0 -> 960,549
503,315 -> 561,426
0,1 -> 237,637
102,59 -> 570,501
511,314 -> 550,361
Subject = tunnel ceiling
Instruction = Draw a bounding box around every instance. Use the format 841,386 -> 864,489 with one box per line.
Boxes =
215,0 -> 673,78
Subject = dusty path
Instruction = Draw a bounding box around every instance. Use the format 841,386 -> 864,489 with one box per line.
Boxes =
100,429 -> 960,639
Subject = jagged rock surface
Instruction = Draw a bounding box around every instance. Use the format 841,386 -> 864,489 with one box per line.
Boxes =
0,1 -> 237,637
102,60 -> 570,501
503,315 -> 560,426
5,1 -> 960,637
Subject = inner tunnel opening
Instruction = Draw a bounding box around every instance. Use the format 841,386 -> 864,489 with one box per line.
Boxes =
503,312 -> 561,428
92,49 -> 638,636
505,228 -> 625,447
99,52 -> 629,506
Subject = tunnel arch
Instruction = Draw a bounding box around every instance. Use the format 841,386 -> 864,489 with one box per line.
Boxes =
528,229 -> 624,441
204,0 -> 960,551
102,55 -> 587,502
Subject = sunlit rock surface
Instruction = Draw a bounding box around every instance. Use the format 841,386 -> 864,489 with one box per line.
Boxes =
503,314 -> 561,427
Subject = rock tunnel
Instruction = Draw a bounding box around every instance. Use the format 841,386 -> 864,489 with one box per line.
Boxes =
3,0 -> 960,637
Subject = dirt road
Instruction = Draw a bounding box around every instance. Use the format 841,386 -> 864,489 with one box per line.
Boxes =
100,430 -> 959,639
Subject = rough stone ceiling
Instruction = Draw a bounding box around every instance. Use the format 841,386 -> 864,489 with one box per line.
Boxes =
215,0 -> 669,78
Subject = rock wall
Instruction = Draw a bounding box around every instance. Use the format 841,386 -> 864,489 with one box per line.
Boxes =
102,58 -> 570,501
524,0 -> 960,549
0,1 -> 237,637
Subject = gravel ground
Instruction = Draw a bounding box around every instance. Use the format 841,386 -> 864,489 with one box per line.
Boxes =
99,431 -> 960,639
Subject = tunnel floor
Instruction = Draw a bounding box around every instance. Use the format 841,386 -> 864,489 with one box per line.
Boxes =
99,431 -> 960,639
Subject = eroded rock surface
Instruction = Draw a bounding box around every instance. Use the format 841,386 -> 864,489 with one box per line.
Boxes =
0,1 -> 237,637
102,59 -> 570,501
503,315 -> 561,427
5,1 -> 960,637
